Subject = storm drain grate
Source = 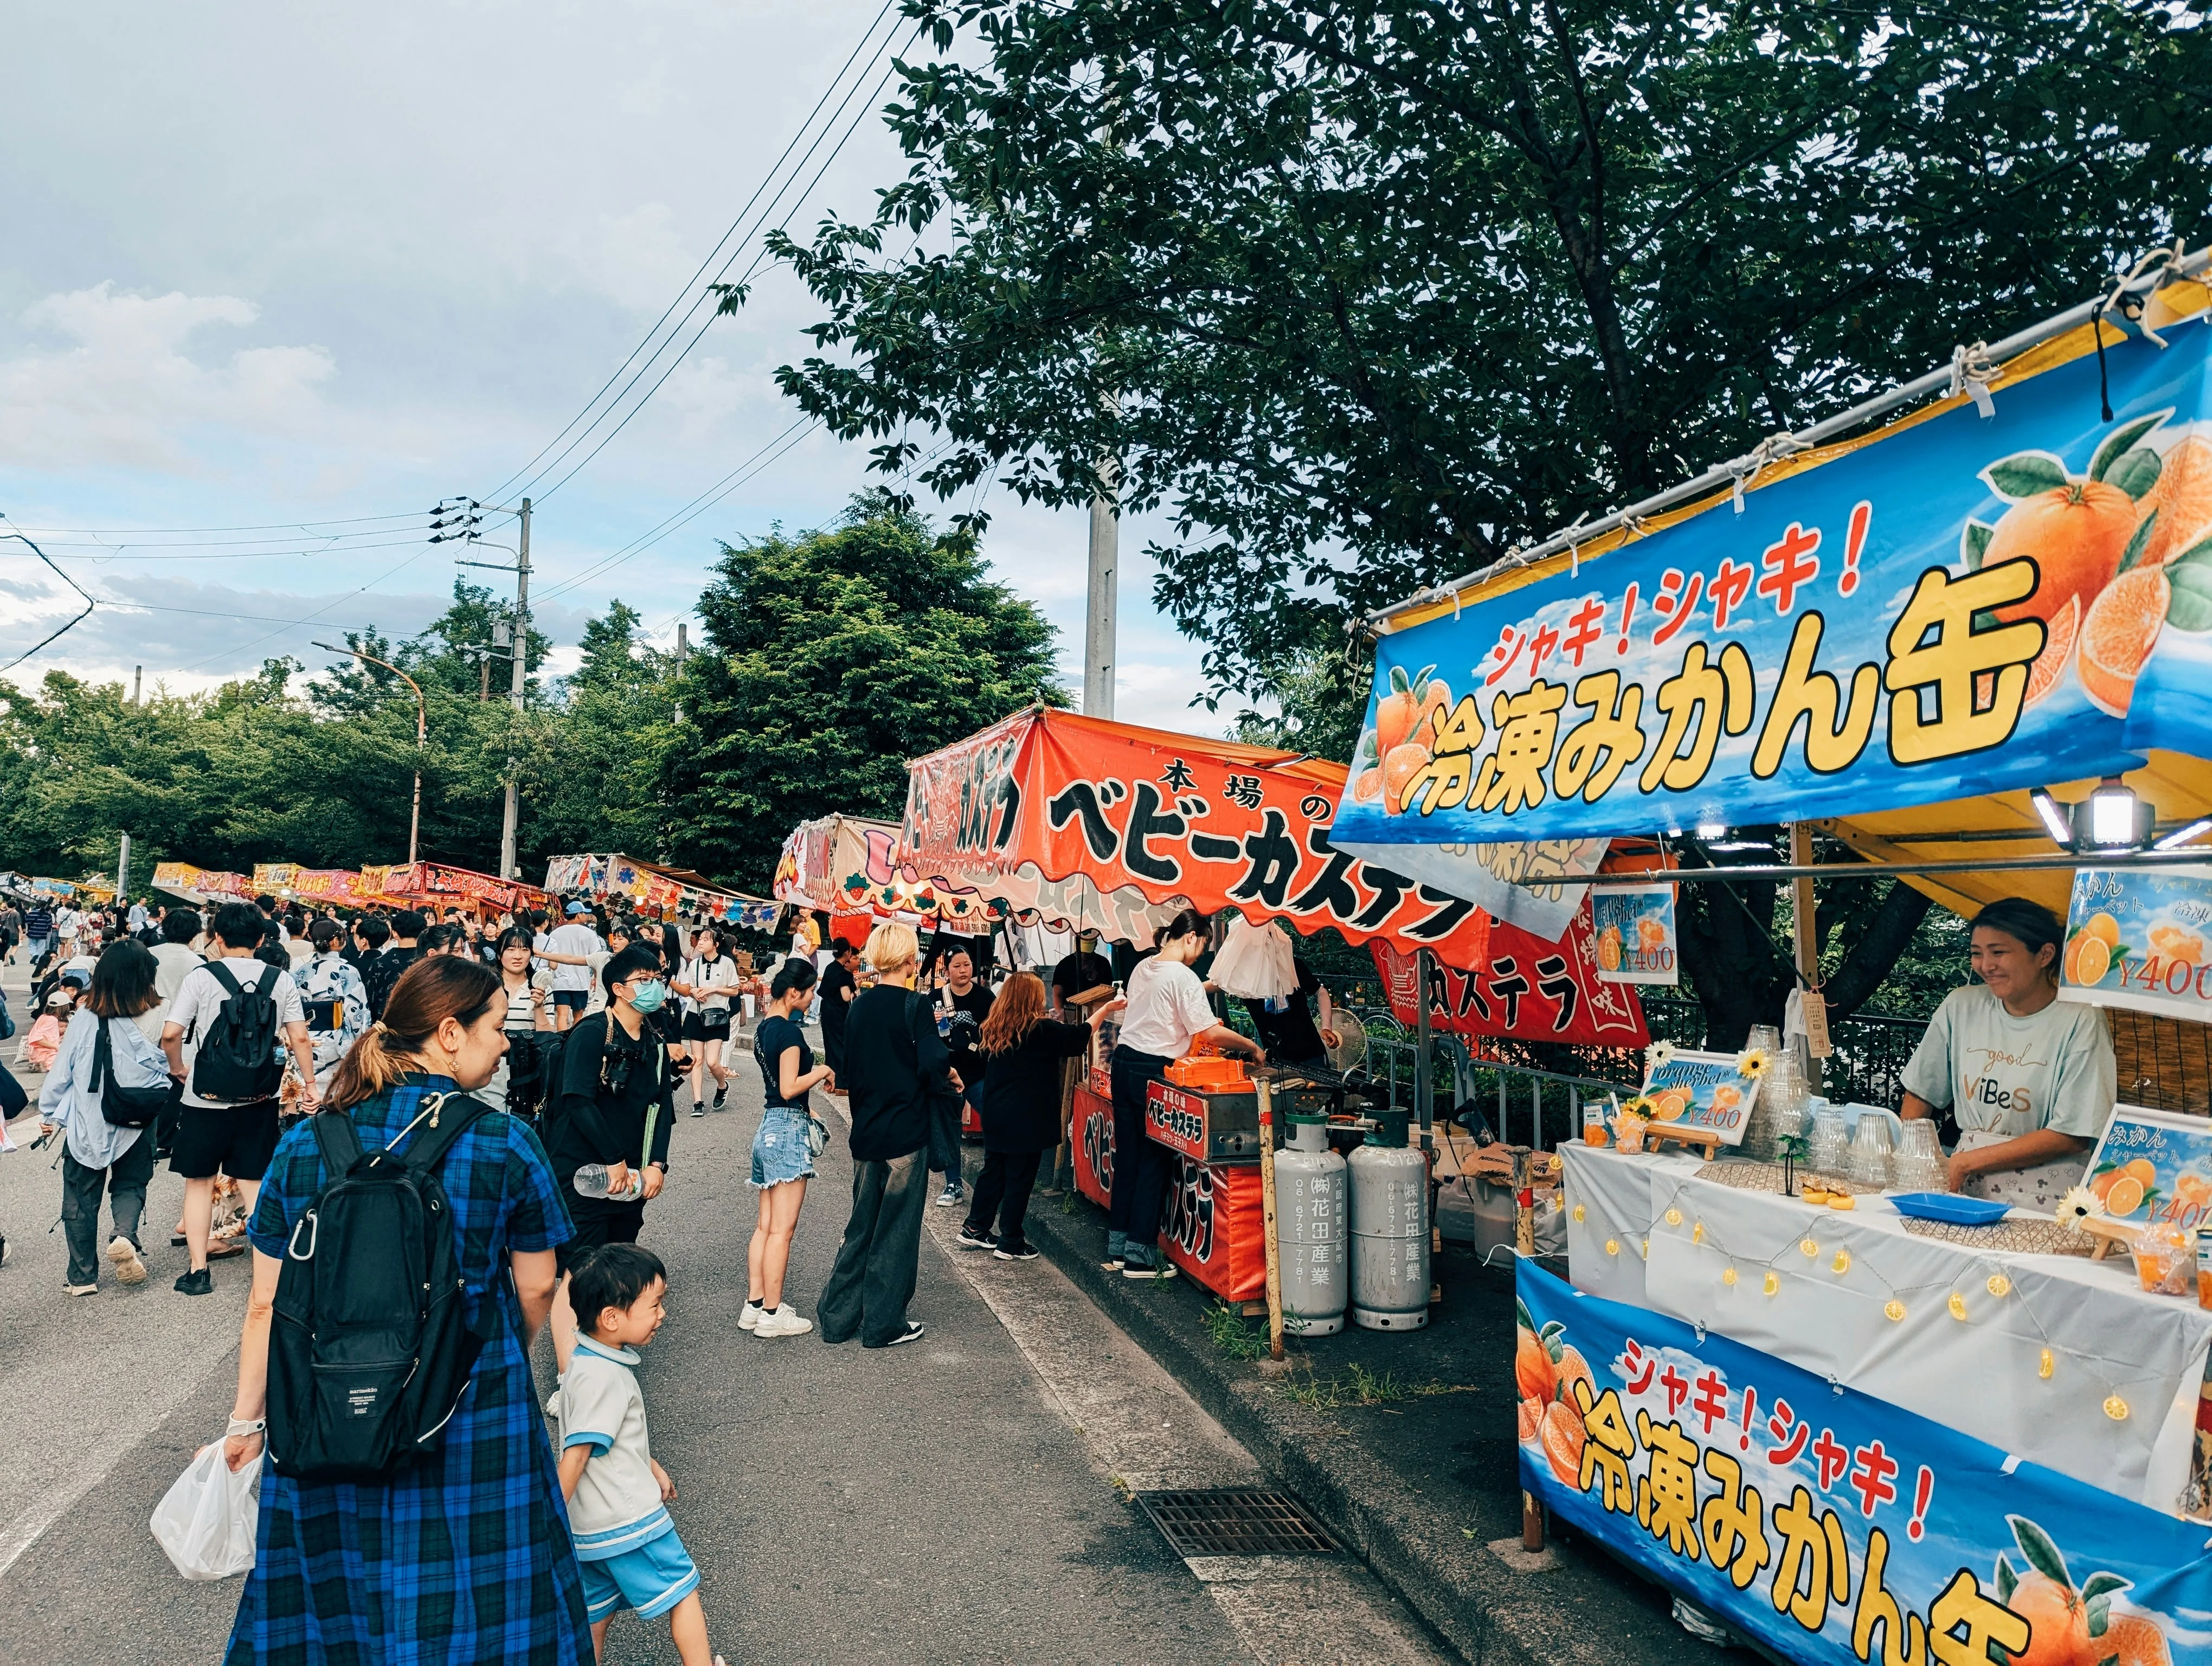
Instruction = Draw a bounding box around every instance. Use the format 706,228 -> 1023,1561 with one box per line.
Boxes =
1137,1487 -> 1338,1557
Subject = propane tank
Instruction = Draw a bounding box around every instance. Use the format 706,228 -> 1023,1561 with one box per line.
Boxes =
1349,1108 -> 1430,1330
1274,1112 -> 1347,1335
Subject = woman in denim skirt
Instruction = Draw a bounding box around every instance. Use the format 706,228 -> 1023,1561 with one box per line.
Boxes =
745,958 -> 833,1338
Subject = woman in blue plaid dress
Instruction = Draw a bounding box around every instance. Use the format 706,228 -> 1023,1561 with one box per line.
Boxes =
217,956 -> 591,1664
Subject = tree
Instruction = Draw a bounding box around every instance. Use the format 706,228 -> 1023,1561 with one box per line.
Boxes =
522,599 -> 681,859
661,495 -> 1063,890
767,0 -> 2210,696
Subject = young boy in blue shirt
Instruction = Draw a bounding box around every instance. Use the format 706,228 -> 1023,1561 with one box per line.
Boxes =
557,1244 -> 726,1666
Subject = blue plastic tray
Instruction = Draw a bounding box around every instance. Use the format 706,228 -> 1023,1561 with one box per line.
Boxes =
1887,1193 -> 2011,1225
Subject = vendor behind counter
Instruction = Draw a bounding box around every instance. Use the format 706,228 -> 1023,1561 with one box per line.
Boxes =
1899,896 -> 2115,1210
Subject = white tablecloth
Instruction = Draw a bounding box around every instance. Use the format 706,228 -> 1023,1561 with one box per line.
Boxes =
1560,1143 -> 2211,1512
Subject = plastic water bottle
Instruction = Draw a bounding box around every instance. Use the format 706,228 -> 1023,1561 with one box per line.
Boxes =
572,1164 -> 643,1201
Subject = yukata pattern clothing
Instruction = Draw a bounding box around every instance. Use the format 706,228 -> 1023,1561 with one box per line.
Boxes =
232,1077 -> 588,1666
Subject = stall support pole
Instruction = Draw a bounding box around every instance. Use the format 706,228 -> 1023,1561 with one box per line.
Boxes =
1414,949 -> 1434,1152
1256,1078 -> 1285,1362
1789,823 -> 1822,1093
1051,1054 -> 1079,1194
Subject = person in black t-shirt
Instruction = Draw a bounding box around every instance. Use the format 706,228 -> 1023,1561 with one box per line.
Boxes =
744,958 -> 834,1337
1240,953 -> 1340,1069
1050,933 -> 1115,1015
817,940 -> 860,1080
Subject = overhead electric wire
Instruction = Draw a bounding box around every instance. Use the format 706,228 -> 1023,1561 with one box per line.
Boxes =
9,509 -> 430,537
0,526 -> 97,674
484,0 -> 904,508
522,34 -> 915,508
169,541 -> 440,676
42,535 -> 438,562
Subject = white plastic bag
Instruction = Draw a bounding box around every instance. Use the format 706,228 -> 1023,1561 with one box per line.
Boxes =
151,1440 -> 261,1580
1208,915 -> 1298,1000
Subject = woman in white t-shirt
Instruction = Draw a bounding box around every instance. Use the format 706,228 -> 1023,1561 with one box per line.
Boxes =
1900,896 -> 2116,1208
674,928 -> 744,1114
1088,909 -> 1265,1279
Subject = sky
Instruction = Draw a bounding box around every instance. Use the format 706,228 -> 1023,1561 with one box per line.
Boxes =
0,1 -> 1212,726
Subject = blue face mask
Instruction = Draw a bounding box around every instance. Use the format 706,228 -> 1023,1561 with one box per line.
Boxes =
628,980 -> 668,1014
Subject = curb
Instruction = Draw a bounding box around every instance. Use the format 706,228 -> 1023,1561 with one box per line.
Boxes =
1024,1188 -> 1728,1666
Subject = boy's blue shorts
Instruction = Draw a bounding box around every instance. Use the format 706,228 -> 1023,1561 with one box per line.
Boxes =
581,1526 -> 700,1623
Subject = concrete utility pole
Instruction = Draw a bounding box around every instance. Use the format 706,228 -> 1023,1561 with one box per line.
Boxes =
499,497 -> 531,881
1084,453 -> 1118,720
672,623 -> 688,726
131,665 -> 142,705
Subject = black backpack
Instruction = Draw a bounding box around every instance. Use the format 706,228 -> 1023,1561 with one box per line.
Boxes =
266,1093 -> 499,1484
91,1018 -> 176,1129
189,962 -> 283,1102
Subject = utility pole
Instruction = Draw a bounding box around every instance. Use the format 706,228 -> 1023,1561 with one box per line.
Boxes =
672,623 -> 688,727
131,665 -> 142,705
116,831 -> 130,905
499,498 -> 531,881
1084,450 -> 1118,720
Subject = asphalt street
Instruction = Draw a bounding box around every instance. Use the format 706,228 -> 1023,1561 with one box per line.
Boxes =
0,956 -> 1450,1665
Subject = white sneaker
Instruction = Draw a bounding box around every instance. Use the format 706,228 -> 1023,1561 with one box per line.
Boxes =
935,1183 -> 961,1208
754,1305 -> 815,1338
107,1236 -> 147,1286
739,1300 -> 763,1331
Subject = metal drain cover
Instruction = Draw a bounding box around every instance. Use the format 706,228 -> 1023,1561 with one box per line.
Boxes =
1137,1487 -> 1338,1557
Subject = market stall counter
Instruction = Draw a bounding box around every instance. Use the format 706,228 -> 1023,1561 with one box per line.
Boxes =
1561,1140 -> 2210,1511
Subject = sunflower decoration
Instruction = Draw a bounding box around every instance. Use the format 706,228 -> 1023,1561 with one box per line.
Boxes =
1619,1095 -> 1660,1122
1734,1047 -> 1771,1080
1644,1039 -> 1677,1075
2054,1184 -> 2106,1233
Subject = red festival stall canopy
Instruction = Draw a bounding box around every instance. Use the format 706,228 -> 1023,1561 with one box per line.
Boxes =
894,706 -> 1495,968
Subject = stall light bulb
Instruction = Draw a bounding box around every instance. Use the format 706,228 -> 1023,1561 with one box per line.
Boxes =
2030,787 -> 2074,848
1799,1238 -> 1819,1258
1883,1299 -> 1906,1323
1572,1204 -> 1586,1223
1605,1238 -> 1619,1257
1986,1274 -> 2011,1299
2104,1394 -> 2130,1421
2039,1348 -> 2055,1380
1692,1222 -> 1706,1246
1722,1267 -> 1738,1286
1831,1250 -> 1851,1274
1640,1239 -> 1650,1260
1763,1271 -> 1780,1296
1665,1207 -> 1683,1227
1948,1292 -> 1969,1322
2088,781 -> 2143,850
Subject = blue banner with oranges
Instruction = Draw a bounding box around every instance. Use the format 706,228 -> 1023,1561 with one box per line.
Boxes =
1516,1261 -> 2212,1666
1338,313 -> 2212,845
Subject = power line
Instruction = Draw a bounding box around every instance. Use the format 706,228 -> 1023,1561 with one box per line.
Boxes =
485,0 -> 904,508
40,535 -> 437,562
524,35 -> 915,508
4,509 -> 430,537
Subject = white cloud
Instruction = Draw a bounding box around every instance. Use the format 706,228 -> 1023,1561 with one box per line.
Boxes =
0,283 -> 336,472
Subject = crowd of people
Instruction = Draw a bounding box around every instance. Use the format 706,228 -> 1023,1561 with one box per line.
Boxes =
0,884 -> 1346,1664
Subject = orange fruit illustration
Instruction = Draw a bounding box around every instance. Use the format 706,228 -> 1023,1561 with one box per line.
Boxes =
2067,933 -> 2112,988
1654,1088 -> 1692,1122
1353,767 -> 1383,803
1517,1395 -> 1544,1442
2093,1167 -> 2124,1203
1540,1399 -> 1586,1487
2126,1157 -> 2157,1186
1988,479 -> 2139,625
1598,927 -> 1624,971
2008,1572 -> 2087,1666
1977,592 -> 2078,713
2105,1174 -> 2147,1217
2085,912 -> 2123,948
1382,742 -> 1431,816
1552,1343 -> 1593,1407
1514,1327 -> 1558,1402
2100,1612 -> 2176,1666
2140,433 -> 2212,568
1417,678 -> 1452,747
2079,566 -> 2171,717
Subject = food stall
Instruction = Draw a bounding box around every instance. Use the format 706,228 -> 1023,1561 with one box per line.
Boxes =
1335,252 -> 2212,1658
362,860 -> 551,919
544,853 -> 780,931
897,706 -> 1499,1303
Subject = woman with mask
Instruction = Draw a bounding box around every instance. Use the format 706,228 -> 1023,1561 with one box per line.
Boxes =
543,945 -> 678,1371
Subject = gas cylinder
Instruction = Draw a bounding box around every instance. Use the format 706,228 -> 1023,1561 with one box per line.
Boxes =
1274,1112 -> 1347,1335
1349,1109 -> 1430,1330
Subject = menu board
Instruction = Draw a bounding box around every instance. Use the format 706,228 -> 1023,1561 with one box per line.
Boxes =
2081,1103 -> 2212,1232
1641,1050 -> 1765,1147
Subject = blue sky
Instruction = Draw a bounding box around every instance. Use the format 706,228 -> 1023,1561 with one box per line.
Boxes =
0,1 -> 1210,726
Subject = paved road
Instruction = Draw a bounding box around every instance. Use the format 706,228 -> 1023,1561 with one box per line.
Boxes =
0,960 -> 1449,1665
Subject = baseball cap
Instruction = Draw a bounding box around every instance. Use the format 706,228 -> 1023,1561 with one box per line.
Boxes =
567,900 -> 591,915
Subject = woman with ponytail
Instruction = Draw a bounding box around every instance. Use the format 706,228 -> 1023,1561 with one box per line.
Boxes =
218,954 -> 590,1665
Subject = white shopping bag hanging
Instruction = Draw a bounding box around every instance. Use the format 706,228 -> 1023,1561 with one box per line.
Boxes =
151,1440 -> 261,1580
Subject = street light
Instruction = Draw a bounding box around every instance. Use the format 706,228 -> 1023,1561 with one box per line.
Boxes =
314,640 -> 427,866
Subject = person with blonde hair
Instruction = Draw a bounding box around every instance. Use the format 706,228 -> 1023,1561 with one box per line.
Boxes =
816,922 -> 959,1347
958,971 -> 1096,1260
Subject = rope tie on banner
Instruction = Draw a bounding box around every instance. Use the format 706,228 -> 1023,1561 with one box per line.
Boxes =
1947,342 -> 2001,420
2093,242 -> 2186,421
1728,432 -> 1811,514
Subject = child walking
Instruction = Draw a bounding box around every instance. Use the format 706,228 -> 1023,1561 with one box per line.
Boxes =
557,1244 -> 728,1666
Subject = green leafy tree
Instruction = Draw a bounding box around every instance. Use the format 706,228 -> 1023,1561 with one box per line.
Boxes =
767,0 -> 2210,696
522,600 -> 681,858
662,495 -> 1063,890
